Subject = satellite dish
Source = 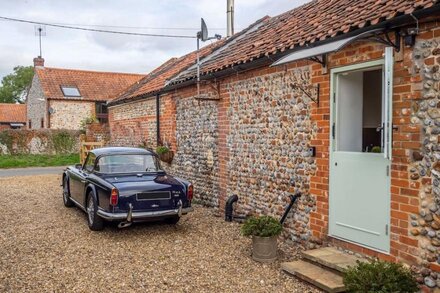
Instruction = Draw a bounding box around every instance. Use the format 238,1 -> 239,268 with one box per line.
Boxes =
48,107 -> 55,114
200,18 -> 208,41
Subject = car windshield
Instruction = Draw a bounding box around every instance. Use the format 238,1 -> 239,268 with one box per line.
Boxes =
96,154 -> 160,174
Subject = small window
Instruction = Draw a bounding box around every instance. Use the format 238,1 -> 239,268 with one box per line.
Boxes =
96,102 -> 108,124
61,86 -> 81,97
28,120 -> 32,129
41,118 -> 44,128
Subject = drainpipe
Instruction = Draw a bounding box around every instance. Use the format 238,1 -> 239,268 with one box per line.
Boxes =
46,98 -> 50,128
156,94 -> 160,145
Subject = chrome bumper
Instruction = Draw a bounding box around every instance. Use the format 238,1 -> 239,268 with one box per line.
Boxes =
97,206 -> 194,221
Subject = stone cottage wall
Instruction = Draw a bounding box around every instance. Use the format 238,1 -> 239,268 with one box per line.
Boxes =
26,74 -> 47,129
107,20 -> 440,289
49,100 -> 94,130
225,67 -> 317,243
404,31 -> 440,286
167,95 -> 219,207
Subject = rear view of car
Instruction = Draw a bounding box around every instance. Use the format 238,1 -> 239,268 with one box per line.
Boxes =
62,147 -> 193,230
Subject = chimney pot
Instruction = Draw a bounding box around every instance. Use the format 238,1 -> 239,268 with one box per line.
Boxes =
33,56 -> 45,67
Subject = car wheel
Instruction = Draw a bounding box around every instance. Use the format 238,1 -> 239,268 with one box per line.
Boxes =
63,176 -> 74,207
86,193 -> 104,231
165,215 -> 180,225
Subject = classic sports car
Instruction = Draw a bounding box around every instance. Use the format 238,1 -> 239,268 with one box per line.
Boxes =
62,147 -> 193,230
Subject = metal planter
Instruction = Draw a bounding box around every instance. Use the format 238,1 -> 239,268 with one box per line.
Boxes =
252,235 -> 278,263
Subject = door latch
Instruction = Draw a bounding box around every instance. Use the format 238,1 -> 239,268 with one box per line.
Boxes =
385,224 -> 389,235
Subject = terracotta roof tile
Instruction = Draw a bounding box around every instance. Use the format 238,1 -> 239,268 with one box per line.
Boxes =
168,0 -> 438,84
35,67 -> 144,102
0,103 -> 26,123
110,40 -> 226,104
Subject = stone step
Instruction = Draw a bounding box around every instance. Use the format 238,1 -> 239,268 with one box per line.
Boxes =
302,247 -> 364,274
281,260 -> 345,293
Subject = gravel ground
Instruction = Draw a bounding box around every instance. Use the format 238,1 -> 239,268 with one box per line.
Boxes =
0,174 -> 320,293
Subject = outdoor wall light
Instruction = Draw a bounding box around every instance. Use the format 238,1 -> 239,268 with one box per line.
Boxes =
403,28 -> 418,47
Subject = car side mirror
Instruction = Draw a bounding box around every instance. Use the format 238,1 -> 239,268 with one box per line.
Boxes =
75,163 -> 83,170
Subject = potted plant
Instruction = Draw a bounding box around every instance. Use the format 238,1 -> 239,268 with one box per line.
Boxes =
241,215 -> 283,263
156,145 -> 174,164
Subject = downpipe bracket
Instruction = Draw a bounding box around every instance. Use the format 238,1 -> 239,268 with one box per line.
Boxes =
280,193 -> 301,224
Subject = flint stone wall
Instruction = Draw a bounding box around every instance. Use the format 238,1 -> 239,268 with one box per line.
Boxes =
0,129 -> 80,155
226,67 -> 317,244
408,38 -> 440,287
49,100 -> 94,130
167,96 -> 219,207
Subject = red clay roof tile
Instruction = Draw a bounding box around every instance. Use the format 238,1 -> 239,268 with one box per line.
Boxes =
110,40 -> 226,104
112,0 -> 438,104
168,0 -> 438,84
0,103 -> 26,123
35,67 -> 144,102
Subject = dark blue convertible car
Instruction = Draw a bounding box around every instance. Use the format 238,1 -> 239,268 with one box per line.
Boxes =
62,147 -> 193,230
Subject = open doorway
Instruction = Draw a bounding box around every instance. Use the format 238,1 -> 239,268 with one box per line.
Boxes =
336,67 -> 383,153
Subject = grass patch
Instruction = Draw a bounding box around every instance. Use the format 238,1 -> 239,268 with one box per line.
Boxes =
0,154 -> 80,169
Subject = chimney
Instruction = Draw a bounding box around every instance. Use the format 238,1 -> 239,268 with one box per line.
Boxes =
33,56 -> 45,67
227,0 -> 234,37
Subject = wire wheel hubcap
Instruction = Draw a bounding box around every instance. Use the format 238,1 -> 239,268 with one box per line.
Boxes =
87,197 -> 94,225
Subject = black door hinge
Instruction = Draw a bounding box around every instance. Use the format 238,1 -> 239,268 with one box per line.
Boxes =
332,123 -> 335,139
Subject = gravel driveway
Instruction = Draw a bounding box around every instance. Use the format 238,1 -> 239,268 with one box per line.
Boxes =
0,174 -> 319,293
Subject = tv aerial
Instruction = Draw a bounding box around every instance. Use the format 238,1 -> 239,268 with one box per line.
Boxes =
196,18 -> 221,97
34,25 -> 46,57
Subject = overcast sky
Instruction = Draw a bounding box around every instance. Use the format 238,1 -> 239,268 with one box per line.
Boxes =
0,0 -> 309,80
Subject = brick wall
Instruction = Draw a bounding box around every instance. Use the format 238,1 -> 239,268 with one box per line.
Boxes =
108,19 -> 440,288
85,122 -> 109,143
0,124 -> 11,131
307,22 -> 440,289
109,98 -> 162,147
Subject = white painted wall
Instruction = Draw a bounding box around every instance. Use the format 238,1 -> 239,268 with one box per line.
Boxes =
337,71 -> 363,152
363,70 -> 382,128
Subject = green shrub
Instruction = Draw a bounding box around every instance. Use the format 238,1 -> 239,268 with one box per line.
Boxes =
79,116 -> 98,133
371,146 -> 382,153
343,260 -> 418,293
241,216 -> 282,237
52,131 -> 76,154
156,145 -> 169,155
0,131 -> 13,153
